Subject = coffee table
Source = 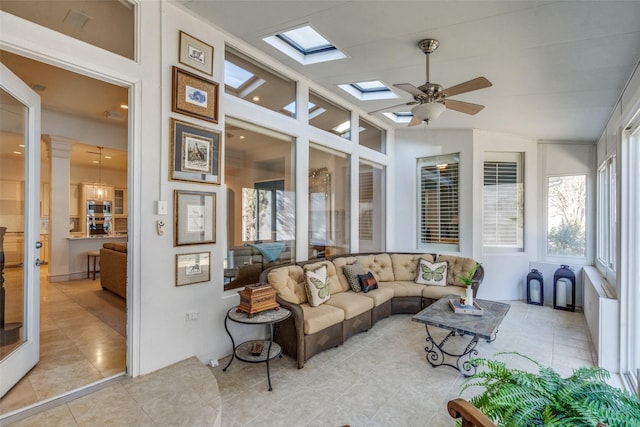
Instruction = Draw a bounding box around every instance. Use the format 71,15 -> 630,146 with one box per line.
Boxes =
412,295 -> 510,376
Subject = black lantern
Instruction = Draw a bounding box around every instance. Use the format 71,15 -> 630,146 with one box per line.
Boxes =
526,269 -> 544,306
553,265 -> 575,311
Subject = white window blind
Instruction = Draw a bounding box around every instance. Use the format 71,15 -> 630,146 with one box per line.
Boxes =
483,153 -> 524,252
417,154 -> 459,247
359,170 -> 373,240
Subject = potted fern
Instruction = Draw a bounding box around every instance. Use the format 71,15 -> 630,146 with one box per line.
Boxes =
460,352 -> 640,427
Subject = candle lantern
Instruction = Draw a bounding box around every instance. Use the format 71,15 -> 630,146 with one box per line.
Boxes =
553,265 -> 575,311
526,269 -> 544,306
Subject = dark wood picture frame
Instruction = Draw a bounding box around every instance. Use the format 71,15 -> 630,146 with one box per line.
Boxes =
169,118 -> 221,184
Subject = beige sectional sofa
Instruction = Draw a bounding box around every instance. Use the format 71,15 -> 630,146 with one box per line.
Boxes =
258,252 -> 484,368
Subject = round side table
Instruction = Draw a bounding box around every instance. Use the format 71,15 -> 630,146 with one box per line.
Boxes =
222,307 -> 291,391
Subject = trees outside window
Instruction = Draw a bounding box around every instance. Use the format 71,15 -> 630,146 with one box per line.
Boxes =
547,175 -> 586,257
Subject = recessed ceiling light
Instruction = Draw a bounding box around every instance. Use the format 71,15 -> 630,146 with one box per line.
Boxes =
263,24 -> 346,65
92,160 -> 99,164
18,144 -> 25,147
252,96 -> 260,102
13,151 -> 22,155
239,135 -> 245,140
120,104 -> 128,109
104,156 -> 112,159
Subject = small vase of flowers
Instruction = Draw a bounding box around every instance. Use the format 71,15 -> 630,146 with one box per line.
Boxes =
459,263 -> 480,307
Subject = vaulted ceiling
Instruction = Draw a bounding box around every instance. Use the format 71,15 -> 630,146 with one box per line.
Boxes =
181,0 -> 640,141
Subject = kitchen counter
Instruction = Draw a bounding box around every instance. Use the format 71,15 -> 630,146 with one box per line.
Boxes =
67,234 -> 128,240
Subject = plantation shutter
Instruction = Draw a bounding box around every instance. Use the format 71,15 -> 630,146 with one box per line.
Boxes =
419,162 -> 459,244
359,170 -> 373,240
483,154 -> 523,251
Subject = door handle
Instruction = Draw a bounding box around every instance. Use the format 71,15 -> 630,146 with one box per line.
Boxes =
35,259 -> 45,267
35,241 -> 43,249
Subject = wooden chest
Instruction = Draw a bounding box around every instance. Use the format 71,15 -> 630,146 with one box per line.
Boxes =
236,283 -> 279,317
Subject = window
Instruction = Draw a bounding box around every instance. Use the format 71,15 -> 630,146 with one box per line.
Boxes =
224,118 -> 295,290
359,161 -> 386,252
308,91 -> 351,139
483,152 -> 524,252
597,157 -> 616,274
358,118 -> 386,153
309,145 -> 350,258
224,47 -> 296,118
262,24 -> 346,65
417,153 -> 459,251
338,80 -> 399,101
547,175 -> 586,257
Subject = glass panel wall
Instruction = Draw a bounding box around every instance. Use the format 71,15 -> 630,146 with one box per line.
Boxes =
308,91 -> 351,139
224,118 -> 295,290
225,47 -> 297,118
358,117 -> 386,153
547,174 -> 586,257
359,161 -> 385,252
309,144 -> 350,258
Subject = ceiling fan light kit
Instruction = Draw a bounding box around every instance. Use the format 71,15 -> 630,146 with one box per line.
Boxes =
371,38 -> 492,126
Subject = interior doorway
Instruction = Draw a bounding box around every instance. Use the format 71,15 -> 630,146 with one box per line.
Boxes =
0,51 -> 129,415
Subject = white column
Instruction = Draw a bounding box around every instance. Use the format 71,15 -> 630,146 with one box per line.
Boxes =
45,136 -> 73,281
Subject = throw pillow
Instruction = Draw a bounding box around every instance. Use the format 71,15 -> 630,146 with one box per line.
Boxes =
357,272 -> 379,293
415,259 -> 447,286
304,264 -> 331,307
343,261 -> 365,292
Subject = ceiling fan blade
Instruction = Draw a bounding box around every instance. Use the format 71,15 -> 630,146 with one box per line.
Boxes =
408,116 -> 424,127
442,77 -> 492,97
444,99 -> 485,115
368,101 -> 417,114
393,83 -> 425,98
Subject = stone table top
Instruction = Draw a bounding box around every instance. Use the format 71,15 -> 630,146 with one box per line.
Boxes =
412,295 -> 510,341
227,307 -> 291,325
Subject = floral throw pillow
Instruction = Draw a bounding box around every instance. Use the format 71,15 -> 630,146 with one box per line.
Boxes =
415,259 -> 447,286
304,264 -> 331,307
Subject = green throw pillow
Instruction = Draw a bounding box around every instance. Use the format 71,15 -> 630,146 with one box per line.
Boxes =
415,259 -> 447,286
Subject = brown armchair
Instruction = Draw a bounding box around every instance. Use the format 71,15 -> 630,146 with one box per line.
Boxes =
447,399 -> 495,427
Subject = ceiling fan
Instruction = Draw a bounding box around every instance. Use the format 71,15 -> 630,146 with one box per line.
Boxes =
371,39 -> 492,126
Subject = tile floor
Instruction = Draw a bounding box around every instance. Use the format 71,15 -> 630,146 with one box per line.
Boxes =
1,267 -> 126,416
5,295 -> 617,426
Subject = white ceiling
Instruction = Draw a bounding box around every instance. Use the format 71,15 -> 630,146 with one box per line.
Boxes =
182,0 -> 640,141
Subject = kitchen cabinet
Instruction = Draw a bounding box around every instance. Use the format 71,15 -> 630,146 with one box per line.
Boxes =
3,233 -> 24,266
41,182 -> 50,216
114,188 -> 127,217
82,183 -> 114,203
70,184 -> 80,216
39,234 -> 49,263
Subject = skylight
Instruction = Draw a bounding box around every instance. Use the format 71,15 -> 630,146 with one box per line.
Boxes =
283,101 -> 326,119
338,80 -> 399,101
263,25 -> 346,65
382,111 -> 412,124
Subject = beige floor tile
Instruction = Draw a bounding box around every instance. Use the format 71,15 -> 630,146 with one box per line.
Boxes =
9,404 -> 78,427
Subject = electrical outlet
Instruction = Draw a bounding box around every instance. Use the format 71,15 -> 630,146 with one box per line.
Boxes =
185,311 -> 199,321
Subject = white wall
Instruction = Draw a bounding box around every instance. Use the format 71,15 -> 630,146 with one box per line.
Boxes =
393,129 -> 540,301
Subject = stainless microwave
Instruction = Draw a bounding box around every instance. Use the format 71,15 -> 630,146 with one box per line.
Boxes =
87,200 -> 112,215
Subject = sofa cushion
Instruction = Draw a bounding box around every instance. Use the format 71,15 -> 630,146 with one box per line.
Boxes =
304,264 -> 331,307
342,261 -> 365,292
355,254 -> 395,282
358,272 -> 379,293
303,260 -> 343,295
324,292 -> 373,320
437,255 -> 479,287
267,265 -> 307,304
378,280 -> 425,297
415,259 -> 447,286
390,253 -> 434,281
359,286 -> 394,306
422,284 -> 466,300
301,303 -> 345,335
103,242 -> 127,252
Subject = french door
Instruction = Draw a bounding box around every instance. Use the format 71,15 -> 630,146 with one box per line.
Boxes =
0,62 -> 41,398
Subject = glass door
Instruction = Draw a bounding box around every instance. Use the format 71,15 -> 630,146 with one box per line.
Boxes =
0,63 -> 41,398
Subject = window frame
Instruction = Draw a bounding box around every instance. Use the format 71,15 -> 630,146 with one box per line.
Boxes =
545,173 -> 588,260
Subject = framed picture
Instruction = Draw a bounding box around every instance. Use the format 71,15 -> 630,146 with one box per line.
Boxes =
176,251 -> 211,286
172,66 -> 219,123
170,118 -> 221,184
175,190 -> 216,246
179,31 -> 214,76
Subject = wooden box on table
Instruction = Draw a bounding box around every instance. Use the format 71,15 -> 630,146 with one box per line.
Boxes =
236,283 -> 279,317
